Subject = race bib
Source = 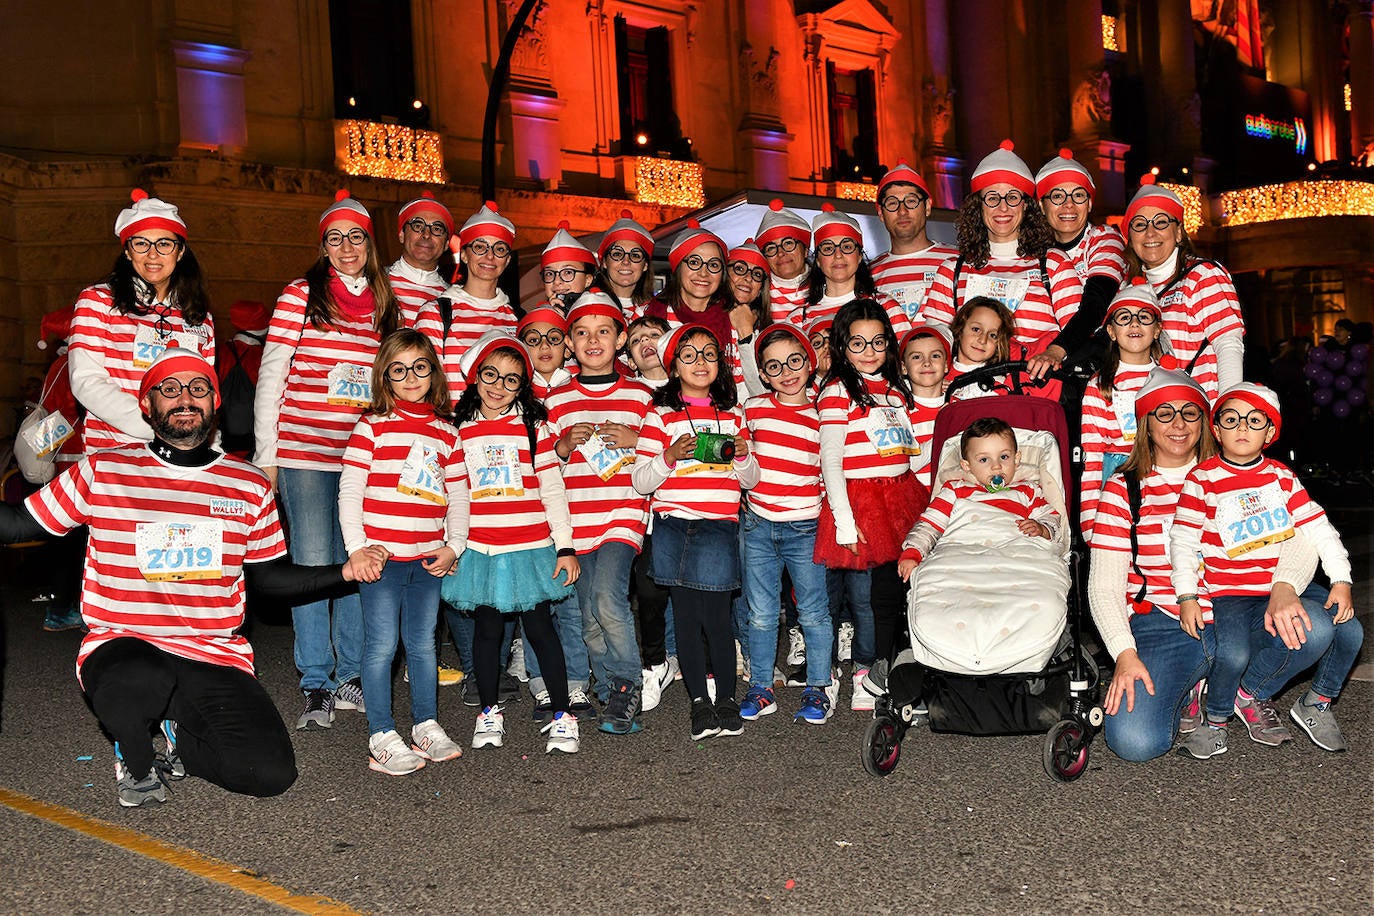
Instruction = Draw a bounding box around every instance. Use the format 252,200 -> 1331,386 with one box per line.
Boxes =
135,520 -> 223,581
863,406 -> 918,458
398,441 -> 446,505
1112,392 -> 1139,444
132,325 -> 192,369
326,363 -> 372,408
579,433 -> 636,482
890,277 -> 932,323
469,443 -> 524,500
964,275 -> 1031,313
21,411 -> 74,459
1216,482 -> 1295,558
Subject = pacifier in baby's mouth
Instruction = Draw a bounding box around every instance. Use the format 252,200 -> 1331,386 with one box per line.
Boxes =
984,474 -> 1008,493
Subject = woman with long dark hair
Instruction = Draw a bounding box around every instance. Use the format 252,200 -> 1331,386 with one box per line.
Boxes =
595,210 -> 656,322
790,206 -> 910,339
254,190 -> 401,733
68,189 -> 215,453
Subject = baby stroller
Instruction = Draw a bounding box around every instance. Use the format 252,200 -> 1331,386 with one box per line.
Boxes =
861,362 -> 1104,782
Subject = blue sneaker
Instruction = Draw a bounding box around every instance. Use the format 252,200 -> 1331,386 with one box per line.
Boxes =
739,686 -> 776,721
794,686 -> 832,725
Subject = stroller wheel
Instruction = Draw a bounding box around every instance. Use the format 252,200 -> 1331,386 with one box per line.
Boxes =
862,715 -> 903,777
1043,720 -> 1090,782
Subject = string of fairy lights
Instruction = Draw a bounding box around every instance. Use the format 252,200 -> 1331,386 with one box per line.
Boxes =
337,120 -> 448,185
631,156 -> 706,208
1218,180 -> 1374,228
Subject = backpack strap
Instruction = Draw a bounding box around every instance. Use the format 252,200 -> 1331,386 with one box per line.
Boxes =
435,297 -> 452,334
951,254 -> 965,305
1123,470 -> 1148,607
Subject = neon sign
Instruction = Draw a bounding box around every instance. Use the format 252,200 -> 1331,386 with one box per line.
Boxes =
1244,114 -> 1307,156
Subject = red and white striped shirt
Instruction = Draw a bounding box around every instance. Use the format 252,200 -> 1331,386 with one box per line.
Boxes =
26,446 -> 285,680
768,273 -> 809,323
870,243 -> 958,326
1148,260 -> 1245,401
1170,456 -> 1351,598
1091,464 -> 1209,621
413,286 -> 518,398
924,249 -> 1083,359
531,366 -> 574,403
454,409 -> 573,555
253,279 -> 382,471
1079,361 -> 1154,539
338,403 -> 463,560
784,293 -> 912,340
744,393 -> 821,521
817,376 -> 920,480
387,258 -> 447,329
1058,224 -> 1127,283
632,402 -> 760,521
68,284 -> 216,453
545,376 -> 653,552
901,479 -> 1058,563
907,395 -> 944,485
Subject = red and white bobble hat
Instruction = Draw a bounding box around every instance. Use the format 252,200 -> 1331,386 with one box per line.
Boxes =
115,189 -> 188,242
811,204 -> 863,247
668,219 -> 726,272
804,314 -> 834,342
229,300 -> 272,336
1213,381 -> 1282,438
566,290 -> 628,333
876,159 -> 931,202
36,306 -> 76,352
319,190 -> 373,239
459,201 -> 516,248
727,238 -> 768,274
1034,148 -> 1095,198
1123,176 -> 1184,229
970,140 -> 1035,196
398,191 -> 454,235
597,209 -> 654,261
458,329 -> 532,385
898,320 -> 954,362
754,199 -> 811,251
754,322 -> 817,369
517,303 -> 569,336
658,322 -> 717,367
542,221 -> 596,269
138,347 -> 220,408
1133,367 -> 1208,422
1107,278 -> 1172,354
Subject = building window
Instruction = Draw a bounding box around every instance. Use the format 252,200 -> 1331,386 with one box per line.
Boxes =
827,63 -> 879,181
329,0 -> 426,126
614,16 -> 687,158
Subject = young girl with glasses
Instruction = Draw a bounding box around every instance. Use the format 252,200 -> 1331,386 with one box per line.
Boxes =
338,329 -> 464,775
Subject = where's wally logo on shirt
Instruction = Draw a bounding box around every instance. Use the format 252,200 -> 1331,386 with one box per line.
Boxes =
209,497 -> 248,518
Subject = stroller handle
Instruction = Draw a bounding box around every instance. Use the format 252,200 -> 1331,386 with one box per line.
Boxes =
945,360 -> 1071,402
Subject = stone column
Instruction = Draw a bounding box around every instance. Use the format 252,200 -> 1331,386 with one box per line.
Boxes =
920,0 -> 963,206
1349,1 -> 1374,162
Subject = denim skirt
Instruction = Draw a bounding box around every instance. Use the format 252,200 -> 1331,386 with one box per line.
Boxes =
650,513 -> 741,591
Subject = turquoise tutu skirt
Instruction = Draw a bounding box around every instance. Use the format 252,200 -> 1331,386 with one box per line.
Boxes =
442,544 -> 573,614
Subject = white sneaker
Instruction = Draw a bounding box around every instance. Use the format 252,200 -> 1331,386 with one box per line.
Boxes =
507,638 -> 527,683
825,668 -> 842,709
786,626 -> 806,668
706,674 -> 717,704
641,667 -> 664,712
410,719 -> 462,762
472,705 -> 506,749
837,622 -> 854,664
667,655 -> 682,681
851,669 -> 876,712
542,711 -> 580,754
368,730 -> 426,776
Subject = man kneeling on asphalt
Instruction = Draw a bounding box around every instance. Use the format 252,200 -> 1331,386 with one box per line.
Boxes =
0,348 -> 387,807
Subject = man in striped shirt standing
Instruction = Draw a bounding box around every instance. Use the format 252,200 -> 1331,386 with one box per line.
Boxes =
0,349 -> 382,807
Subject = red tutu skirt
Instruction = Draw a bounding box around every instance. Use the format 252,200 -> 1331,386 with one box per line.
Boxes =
815,472 -> 929,570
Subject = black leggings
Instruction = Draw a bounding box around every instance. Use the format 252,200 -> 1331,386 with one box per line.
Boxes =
473,604 -> 567,712
667,586 -> 736,704
633,534 -> 668,667
81,638 -> 296,797
871,561 -> 909,663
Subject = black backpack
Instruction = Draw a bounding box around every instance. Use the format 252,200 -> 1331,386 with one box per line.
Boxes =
219,342 -> 258,455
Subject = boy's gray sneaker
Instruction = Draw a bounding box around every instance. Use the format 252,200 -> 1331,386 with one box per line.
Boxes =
296,688 -> 335,730
1176,724 -> 1228,760
1290,696 -> 1347,752
333,677 -> 366,713
1233,693 -> 1292,746
115,757 -> 168,807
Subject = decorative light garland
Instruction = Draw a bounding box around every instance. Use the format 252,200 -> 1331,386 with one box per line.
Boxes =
835,181 -> 878,202
631,157 -> 705,208
1158,182 -> 1205,234
1217,180 -> 1374,227
336,120 -> 447,184
1101,15 -> 1121,53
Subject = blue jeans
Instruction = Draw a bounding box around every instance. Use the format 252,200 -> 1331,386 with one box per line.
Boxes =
827,568 -> 874,667
525,590 -> 590,695
360,560 -> 439,736
1204,583 -> 1362,718
743,511 -> 833,688
576,542 -> 643,693
1103,609 -> 1211,763
280,467 -> 361,691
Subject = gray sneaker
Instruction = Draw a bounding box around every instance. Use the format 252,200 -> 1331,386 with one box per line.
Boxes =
1290,696 -> 1347,753
296,688 -> 335,730
115,756 -> 168,807
862,658 -> 890,697
333,677 -> 366,713
1176,724 -> 1228,760
157,720 -> 186,779
1177,680 -> 1205,736
1233,693 -> 1292,746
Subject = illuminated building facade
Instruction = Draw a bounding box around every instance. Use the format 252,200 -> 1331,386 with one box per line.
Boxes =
0,1 -> 1370,430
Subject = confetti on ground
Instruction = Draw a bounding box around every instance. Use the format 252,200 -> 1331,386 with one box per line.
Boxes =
82,783 -> 93,788
834,840 -> 851,848
966,806 -> 973,812
784,880 -> 796,890
76,755 -> 93,762
326,797 -> 338,802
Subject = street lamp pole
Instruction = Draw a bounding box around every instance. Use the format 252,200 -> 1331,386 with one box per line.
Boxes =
481,0 -> 540,202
